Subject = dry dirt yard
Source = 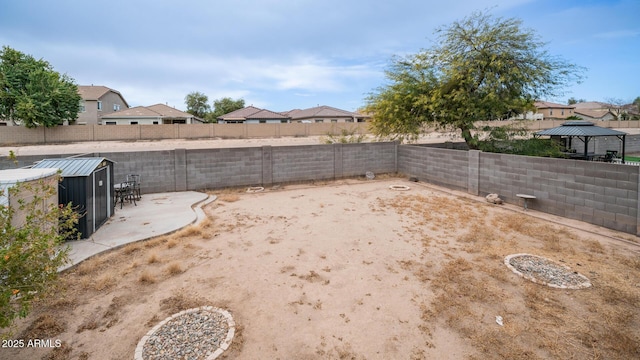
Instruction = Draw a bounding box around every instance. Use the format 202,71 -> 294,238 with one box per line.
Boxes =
3,178 -> 640,359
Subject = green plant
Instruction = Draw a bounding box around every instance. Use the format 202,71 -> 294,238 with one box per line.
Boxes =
478,123 -> 565,157
0,177 -> 78,328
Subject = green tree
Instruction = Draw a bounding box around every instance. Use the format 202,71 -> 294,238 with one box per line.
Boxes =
184,91 -> 210,119
0,46 -> 81,128
1,177 -> 78,328
366,11 -> 585,148
207,97 -> 245,122
567,97 -> 586,105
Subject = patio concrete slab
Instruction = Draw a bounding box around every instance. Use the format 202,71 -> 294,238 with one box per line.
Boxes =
61,191 -> 215,271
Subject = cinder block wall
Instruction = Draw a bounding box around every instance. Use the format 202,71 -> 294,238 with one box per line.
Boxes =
3,141 -> 639,235
398,145 -> 470,191
185,148 -> 264,189
97,150 -> 177,194
271,145 -> 337,183
93,142 -> 399,192
478,153 -> 639,234
342,142 -> 398,177
395,144 -> 639,234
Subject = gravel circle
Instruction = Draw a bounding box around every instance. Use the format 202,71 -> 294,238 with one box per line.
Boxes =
505,254 -> 592,289
135,306 -> 235,360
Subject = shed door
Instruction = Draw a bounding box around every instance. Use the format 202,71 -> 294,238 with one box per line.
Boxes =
94,167 -> 108,229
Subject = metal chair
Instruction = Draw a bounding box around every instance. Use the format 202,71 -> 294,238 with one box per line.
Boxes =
126,174 -> 141,200
115,181 -> 137,209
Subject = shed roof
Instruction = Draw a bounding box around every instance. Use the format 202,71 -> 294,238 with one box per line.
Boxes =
32,158 -> 113,177
535,121 -> 627,137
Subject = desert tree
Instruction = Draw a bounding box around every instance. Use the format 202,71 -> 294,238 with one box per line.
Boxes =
0,46 -> 81,128
184,91 -> 211,119
366,11 -> 585,148
208,97 -> 245,122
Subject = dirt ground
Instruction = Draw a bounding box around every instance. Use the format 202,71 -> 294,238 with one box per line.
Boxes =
2,177 -> 640,359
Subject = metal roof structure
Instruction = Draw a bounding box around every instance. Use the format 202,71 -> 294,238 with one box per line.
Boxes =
535,121 -> 627,163
32,157 -> 113,177
535,121 -> 627,137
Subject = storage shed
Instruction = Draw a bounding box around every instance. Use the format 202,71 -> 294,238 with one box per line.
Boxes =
33,157 -> 115,239
0,168 -> 60,228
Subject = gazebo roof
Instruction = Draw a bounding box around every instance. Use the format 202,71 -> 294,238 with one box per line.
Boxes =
535,121 -> 627,137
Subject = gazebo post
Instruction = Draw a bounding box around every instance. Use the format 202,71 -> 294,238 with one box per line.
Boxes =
622,135 -> 626,164
583,136 -> 589,160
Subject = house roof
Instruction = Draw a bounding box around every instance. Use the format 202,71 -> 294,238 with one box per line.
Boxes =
146,104 -> 194,118
573,101 -> 612,110
102,104 -> 193,119
574,109 -> 615,119
285,105 -> 364,119
102,106 -> 159,118
218,105 -> 367,121
535,121 -> 627,137
246,109 -> 289,120
78,85 -> 130,108
217,106 -> 263,120
32,158 -> 113,177
534,101 -> 575,109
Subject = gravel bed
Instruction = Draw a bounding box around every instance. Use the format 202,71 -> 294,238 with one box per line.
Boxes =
139,307 -> 233,360
505,254 -> 592,289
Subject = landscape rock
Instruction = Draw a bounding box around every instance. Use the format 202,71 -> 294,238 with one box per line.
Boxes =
485,193 -> 503,204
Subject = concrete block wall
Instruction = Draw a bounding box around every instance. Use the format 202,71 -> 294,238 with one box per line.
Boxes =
140,125 -> 177,140
185,147 -> 264,189
97,150 -> 177,193
478,153 -> 639,234
178,124 -> 215,139
94,125 -> 140,141
398,145 -> 470,191
271,145 -> 337,183
4,140 -> 640,235
0,126 -> 45,144
341,142 -> 397,177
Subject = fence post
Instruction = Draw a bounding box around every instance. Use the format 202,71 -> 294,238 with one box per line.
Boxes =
262,146 -> 273,186
468,150 -> 480,196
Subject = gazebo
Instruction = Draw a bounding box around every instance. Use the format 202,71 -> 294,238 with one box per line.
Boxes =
534,121 -> 627,163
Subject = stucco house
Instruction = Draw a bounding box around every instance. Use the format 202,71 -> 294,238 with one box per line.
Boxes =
77,85 -> 130,125
100,103 -> 203,125
284,105 -> 368,123
534,101 -> 576,120
218,106 -> 290,124
218,105 -> 368,124
574,109 -> 617,122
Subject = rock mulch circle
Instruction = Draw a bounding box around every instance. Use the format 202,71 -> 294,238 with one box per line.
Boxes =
389,184 -> 410,191
135,306 -> 235,360
505,254 -> 592,289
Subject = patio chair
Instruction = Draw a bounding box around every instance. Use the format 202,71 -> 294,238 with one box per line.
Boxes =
116,181 -> 137,209
126,174 -> 141,200
604,150 -> 618,163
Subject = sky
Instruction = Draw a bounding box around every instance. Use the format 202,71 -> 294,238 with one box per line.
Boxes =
0,0 -> 638,113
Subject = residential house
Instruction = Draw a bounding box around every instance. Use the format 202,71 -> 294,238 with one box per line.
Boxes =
77,85 -> 130,125
574,101 -> 639,120
218,106 -> 290,124
574,109 -> 617,122
534,101 -> 576,120
217,105 -> 368,124
100,103 -> 203,125
284,105 -> 368,123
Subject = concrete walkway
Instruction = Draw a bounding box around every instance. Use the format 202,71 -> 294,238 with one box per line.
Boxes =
61,191 -> 215,271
